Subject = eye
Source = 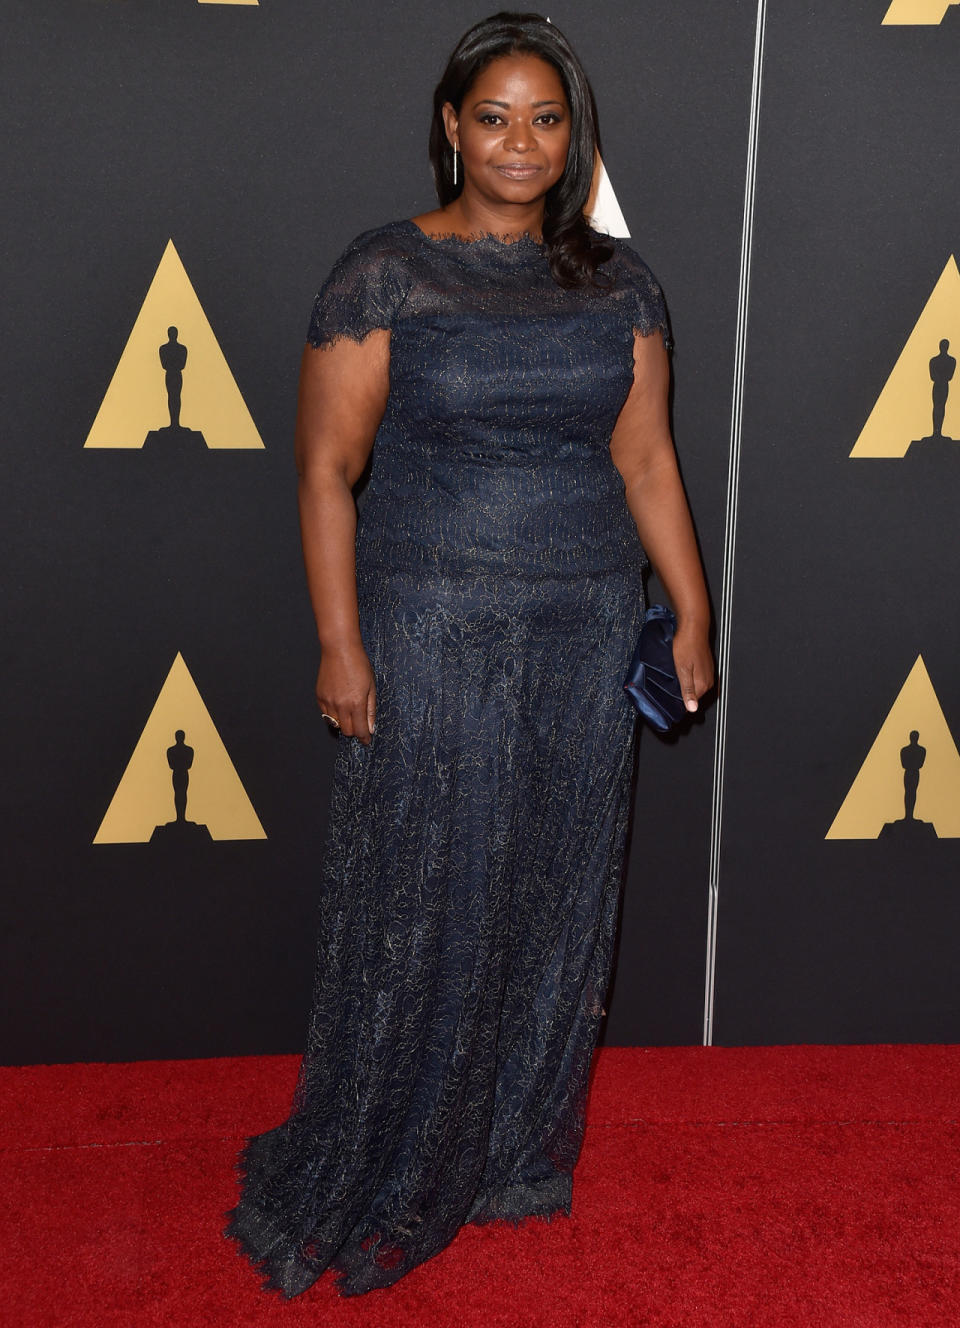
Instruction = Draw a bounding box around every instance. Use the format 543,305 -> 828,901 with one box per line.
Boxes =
478,113 -> 503,125
536,112 -> 563,124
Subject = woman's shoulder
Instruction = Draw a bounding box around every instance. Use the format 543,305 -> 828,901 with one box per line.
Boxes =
589,230 -> 671,345
314,220 -> 416,301
307,221 -> 415,348
326,218 -> 417,266
595,231 -> 664,293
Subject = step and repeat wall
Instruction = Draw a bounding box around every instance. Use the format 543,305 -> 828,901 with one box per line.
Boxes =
714,0 -> 960,1043
1,1 -> 957,1064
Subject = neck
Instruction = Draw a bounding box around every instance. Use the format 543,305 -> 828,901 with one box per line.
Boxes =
444,193 -> 546,240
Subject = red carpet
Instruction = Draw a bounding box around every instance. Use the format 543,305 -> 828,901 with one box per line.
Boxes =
2,1045 -> 959,1326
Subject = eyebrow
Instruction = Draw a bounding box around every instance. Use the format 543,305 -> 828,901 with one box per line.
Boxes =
471,99 -> 565,110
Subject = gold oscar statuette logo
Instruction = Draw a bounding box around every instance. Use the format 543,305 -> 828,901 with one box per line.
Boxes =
851,256 -> 959,458
94,653 -> 267,844
882,0 -> 959,23
85,239 -> 264,451
826,656 -> 960,840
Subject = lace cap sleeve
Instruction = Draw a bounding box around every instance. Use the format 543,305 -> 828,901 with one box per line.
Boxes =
306,226 -> 407,349
608,238 -> 673,351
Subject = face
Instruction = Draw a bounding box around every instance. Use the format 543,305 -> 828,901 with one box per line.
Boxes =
443,53 -> 571,207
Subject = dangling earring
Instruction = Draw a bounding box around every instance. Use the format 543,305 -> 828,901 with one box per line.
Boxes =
452,143 -> 459,187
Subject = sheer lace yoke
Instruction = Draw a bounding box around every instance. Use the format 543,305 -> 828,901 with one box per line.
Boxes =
304,217 -> 672,352
404,218 -> 547,255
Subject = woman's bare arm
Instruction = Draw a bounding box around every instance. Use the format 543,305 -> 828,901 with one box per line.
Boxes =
609,331 -> 714,712
295,329 -> 390,743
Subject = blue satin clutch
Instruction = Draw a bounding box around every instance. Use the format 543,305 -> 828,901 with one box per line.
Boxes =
623,604 -> 686,732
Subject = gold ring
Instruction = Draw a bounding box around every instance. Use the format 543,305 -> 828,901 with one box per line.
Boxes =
320,711 -> 341,730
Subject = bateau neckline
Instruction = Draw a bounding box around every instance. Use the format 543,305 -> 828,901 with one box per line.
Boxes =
401,218 -> 546,250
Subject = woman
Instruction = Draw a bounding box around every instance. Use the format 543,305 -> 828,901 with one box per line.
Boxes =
225,10 -> 713,1299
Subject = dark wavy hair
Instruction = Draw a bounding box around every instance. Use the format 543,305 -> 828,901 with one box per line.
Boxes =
428,11 -> 615,289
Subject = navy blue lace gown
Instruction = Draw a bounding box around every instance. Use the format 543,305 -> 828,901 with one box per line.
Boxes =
225,219 -> 670,1297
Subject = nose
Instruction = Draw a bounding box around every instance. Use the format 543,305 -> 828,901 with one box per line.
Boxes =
504,120 -> 536,153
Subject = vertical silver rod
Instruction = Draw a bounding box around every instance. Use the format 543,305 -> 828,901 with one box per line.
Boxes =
702,0 -> 768,1045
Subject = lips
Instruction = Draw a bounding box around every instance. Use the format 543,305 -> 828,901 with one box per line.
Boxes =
495,164 -> 543,178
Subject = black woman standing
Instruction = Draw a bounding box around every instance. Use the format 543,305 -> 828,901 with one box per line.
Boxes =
226,10 -> 713,1298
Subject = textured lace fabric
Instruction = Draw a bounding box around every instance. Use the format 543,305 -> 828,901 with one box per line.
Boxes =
224,219 -> 671,1297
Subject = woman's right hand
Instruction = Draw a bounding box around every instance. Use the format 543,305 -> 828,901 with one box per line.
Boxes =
316,642 -> 377,745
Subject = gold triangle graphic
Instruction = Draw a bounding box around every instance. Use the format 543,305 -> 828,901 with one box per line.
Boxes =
586,153 -> 630,239
851,256 -> 960,457
826,656 -> 960,839
883,0 -> 958,23
94,653 -> 267,843
85,239 -> 264,449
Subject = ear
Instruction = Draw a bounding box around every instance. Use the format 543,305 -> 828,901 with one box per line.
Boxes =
440,101 -> 460,149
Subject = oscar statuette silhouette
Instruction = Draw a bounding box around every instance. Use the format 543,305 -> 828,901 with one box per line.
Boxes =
143,327 -> 208,450
911,339 -> 956,452
149,729 -> 212,842
879,731 -> 938,840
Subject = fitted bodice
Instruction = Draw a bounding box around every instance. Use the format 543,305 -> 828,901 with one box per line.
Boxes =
307,219 -> 670,579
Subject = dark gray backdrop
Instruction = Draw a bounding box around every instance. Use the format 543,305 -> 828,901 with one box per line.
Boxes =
1,1 -> 954,1065
714,1 -> 960,1044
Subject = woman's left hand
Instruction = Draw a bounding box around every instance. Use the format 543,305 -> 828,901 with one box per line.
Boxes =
672,621 -> 714,714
